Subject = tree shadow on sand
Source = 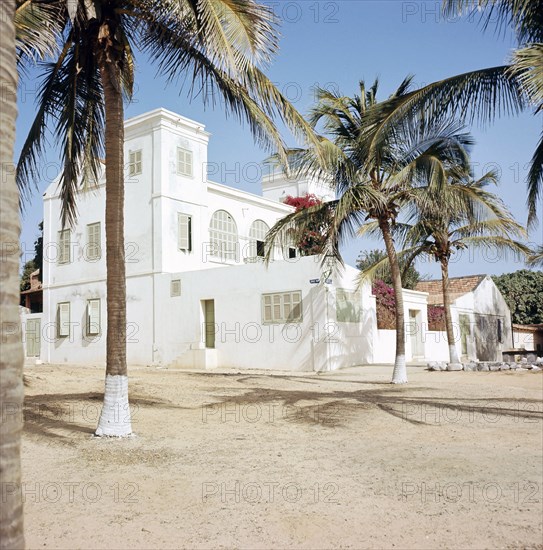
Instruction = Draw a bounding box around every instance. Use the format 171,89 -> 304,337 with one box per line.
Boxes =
23,391 -> 187,441
204,376 -> 543,428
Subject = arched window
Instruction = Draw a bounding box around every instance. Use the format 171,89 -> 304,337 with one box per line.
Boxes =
249,220 -> 270,258
209,210 -> 238,261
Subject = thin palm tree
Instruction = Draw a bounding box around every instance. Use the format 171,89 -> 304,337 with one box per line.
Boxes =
15,0 -> 318,435
361,173 -> 531,365
265,78 -> 472,383
0,0 -> 25,547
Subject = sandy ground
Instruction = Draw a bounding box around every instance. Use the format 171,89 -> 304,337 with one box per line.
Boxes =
20,363 -> 543,550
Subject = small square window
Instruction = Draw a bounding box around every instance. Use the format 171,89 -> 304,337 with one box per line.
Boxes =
171,280 -> 181,297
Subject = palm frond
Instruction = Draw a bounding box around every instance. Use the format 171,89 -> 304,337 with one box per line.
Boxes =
526,130 -> 543,227
15,0 -> 65,66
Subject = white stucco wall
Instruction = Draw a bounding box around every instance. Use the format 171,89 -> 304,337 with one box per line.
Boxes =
373,288 -> 434,364
154,258 -> 374,371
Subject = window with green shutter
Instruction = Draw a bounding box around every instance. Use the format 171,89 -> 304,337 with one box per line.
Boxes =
58,229 -> 71,264
87,299 -> 100,335
86,222 -> 101,261
129,150 -> 142,176
178,213 -> 192,251
262,291 -> 302,324
57,302 -> 70,337
177,147 -> 193,177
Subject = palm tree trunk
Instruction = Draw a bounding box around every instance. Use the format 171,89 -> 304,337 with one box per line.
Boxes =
379,219 -> 407,384
0,0 -> 26,546
440,258 -> 462,366
95,34 -> 132,436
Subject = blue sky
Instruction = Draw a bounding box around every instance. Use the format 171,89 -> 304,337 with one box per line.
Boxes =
16,1 -> 542,279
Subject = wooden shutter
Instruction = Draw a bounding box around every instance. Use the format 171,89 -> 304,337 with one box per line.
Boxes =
87,223 -> 101,260
291,292 -> 302,321
87,299 -> 100,335
178,214 -> 192,251
58,302 -> 70,337
177,148 -> 193,176
58,230 -> 70,264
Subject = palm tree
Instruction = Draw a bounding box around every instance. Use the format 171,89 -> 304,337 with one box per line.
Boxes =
15,0 -> 318,436
441,0 -> 542,224
527,245 -> 543,267
265,78 -> 472,383
362,173 -> 531,365
0,0 -> 25,547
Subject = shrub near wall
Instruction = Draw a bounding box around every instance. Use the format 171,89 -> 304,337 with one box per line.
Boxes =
428,305 -> 446,331
373,280 -> 396,330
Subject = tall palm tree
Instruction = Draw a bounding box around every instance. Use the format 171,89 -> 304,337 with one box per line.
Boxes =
265,78 -> 472,383
362,173 -> 531,365
15,0 -> 318,436
0,0 -> 25,547
441,0 -> 542,224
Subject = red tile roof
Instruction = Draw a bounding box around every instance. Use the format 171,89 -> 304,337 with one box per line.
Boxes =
415,275 -> 486,305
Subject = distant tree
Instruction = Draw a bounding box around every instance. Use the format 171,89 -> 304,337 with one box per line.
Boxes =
492,270 -> 543,324
357,249 -> 422,290
283,194 -> 327,255
19,221 -> 43,291
33,221 -> 43,280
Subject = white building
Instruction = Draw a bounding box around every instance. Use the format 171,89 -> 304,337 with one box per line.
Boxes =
22,108 -> 511,370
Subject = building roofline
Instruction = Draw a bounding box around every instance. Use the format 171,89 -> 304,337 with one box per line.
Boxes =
207,180 -> 293,212
124,108 -> 211,137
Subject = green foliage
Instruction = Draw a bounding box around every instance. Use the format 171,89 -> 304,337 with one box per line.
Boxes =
20,221 -> 43,291
357,249 -> 422,290
34,220 -> 43,279
492,270 -> 543,324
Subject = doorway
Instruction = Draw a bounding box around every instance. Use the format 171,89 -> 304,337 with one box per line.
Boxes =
203,300 -> 215,349
408,309 -> 424,358
459,314 -> 471,358
26,318 -> 41,357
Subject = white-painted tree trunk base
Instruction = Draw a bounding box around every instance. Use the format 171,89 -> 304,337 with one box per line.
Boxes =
95,375 -> 132,437
391,355 -> 408,384
448,344 -> 461,365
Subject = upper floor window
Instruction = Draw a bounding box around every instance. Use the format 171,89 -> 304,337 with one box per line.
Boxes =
177,147 -> 193,177
58,229 -> 71,264
128,150 -> 142,176
86,222 -> 101,261
178,213 -> 192,252
249,220 -> 270,258
87,299 -> 101,336
209,210 -> 238,261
